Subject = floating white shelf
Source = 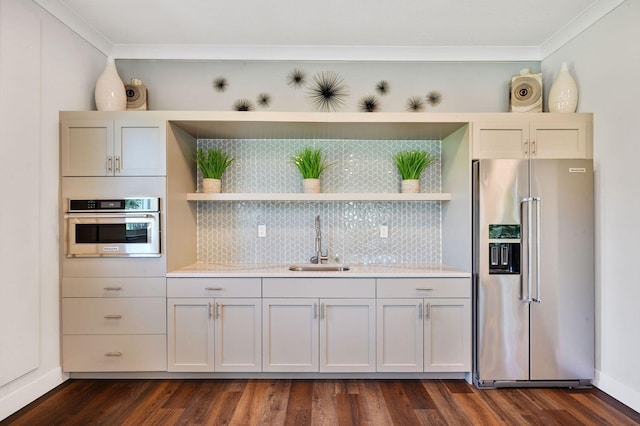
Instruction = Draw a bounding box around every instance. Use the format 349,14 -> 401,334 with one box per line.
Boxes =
186,192 -> 452,202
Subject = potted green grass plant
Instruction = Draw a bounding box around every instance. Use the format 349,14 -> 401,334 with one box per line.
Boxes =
290,147 -> 333,193
195,148 -> 235,193
392,150 -> 436,193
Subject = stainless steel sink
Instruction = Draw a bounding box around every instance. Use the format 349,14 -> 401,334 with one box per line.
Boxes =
288,263 -> 350,272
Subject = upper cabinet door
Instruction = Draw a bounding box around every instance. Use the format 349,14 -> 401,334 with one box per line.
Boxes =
61,120 -> 113,176
114,121 -> 166,176
473,115 -> 592,160
531,119 -> 588,159
472,121 -> 529,159
61,119 -> 165,177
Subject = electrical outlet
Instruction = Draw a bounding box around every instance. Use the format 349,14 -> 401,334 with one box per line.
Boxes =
258,224 -> 266,238
380,225 -> 388,238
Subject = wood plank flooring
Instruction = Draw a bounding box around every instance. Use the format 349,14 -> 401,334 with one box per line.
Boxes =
3,379 -> 639,425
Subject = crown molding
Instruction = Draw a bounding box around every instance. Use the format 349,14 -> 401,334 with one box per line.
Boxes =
33,0 -> 112,54
540,0 -> 625,59
110,44 -> 542,62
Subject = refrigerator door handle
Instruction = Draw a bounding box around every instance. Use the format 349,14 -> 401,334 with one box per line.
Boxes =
533,196 -> 542,303
521,197 -> 533,303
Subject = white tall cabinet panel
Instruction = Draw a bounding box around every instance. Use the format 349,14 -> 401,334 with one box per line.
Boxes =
0,0 -> 41,387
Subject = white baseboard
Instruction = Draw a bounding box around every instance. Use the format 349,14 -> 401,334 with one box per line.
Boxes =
0,367 -> 68,421
593,369 -> 640,413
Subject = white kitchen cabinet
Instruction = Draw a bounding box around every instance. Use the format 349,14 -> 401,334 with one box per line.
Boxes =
262,278 -> 376,373
472,115 -> 591,159
166,278 -> 262,372
61,119 -> 166,176
376,278 -> 471,373
61,277 -> 167,372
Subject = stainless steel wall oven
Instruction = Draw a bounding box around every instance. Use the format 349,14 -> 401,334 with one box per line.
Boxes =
64,197 -> 161,257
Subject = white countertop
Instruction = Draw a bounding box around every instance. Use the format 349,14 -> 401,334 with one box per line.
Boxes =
167,263 -> 470,278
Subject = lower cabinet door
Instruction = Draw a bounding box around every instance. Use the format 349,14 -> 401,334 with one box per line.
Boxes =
167,298 -> 214,372
320,298 -> 376,372
376,298 -> 424,372
214,298 -> 262,372
262,298 -> 319,372
424,298 -> 471,372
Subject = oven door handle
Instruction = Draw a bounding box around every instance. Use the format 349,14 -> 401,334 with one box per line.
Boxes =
65,213 -> 158,220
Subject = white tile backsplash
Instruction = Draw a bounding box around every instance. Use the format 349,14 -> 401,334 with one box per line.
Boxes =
196,138 -> 443,264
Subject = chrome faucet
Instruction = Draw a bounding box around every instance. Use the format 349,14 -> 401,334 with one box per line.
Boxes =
310,215 -> 328,264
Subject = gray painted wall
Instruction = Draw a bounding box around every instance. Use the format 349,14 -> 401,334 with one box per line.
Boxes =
116,60 -> 539,113
543,0 -> 640,411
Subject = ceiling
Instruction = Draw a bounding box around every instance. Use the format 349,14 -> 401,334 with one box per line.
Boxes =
34,0 -> 624,61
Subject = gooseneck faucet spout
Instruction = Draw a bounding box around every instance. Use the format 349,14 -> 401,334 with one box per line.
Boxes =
311,215 -> 329,264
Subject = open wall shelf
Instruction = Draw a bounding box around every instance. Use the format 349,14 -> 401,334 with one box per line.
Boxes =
186,192 -> 452,202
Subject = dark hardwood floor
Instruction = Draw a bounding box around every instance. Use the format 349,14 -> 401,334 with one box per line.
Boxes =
2,379 -> 639,425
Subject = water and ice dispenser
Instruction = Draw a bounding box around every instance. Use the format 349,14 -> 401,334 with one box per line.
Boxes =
488,225 -> 521,275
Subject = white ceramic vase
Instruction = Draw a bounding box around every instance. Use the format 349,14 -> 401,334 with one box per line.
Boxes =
548,62 -> 578,113
202,178 -> 221,193
95,56 -> 126,111
401,179 -> 420,193
302,178 -> 320,193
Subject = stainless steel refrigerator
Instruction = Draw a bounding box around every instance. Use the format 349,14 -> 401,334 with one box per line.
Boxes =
473,159 -> 594,388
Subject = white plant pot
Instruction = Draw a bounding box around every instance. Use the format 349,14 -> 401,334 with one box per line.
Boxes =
401,179 -> 420,193
202,178 -> 221,193
94,56 -> 126,111
302,178 -> 320,193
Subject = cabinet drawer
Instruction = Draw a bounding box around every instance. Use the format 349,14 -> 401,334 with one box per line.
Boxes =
63,298 -> 166,334
62,335 -> 166,372
63,277 -> 166,297
167,278 -> 261,298
263,278 -> 376,298
377,278 -> 470,298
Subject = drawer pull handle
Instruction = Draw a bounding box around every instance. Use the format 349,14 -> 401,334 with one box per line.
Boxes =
103,287 -> 122,291
104,352 -> 122,357
416,287 -> 434,291
205,287 -> 223,291
104,314 -> 122,319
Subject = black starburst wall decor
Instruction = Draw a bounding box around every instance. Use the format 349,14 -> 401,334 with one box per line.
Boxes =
358,95 -> 380,113
407,96 -> 425,112
257,93 -> 272,108
426,90 -> 442,107
287,68 -> 306,89
307,71 -> 349,112
213,77 -> 228,92
233,98 -> 255,111
375,80 -> 389,95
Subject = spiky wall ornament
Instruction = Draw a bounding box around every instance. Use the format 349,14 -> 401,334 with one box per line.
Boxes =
358,95 -> 380,113
287,68 -> 306,89
257,93 -> 272,108
307,71 -> 349,112
375,80 -> 389,95
407,96 -> 425,112
426,90 -> 442,106
233,98 -> 254,111
213,77 -> 228,92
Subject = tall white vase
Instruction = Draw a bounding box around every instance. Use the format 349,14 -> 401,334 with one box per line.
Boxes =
548,62 -> 578,113
94,56 -> 126,111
